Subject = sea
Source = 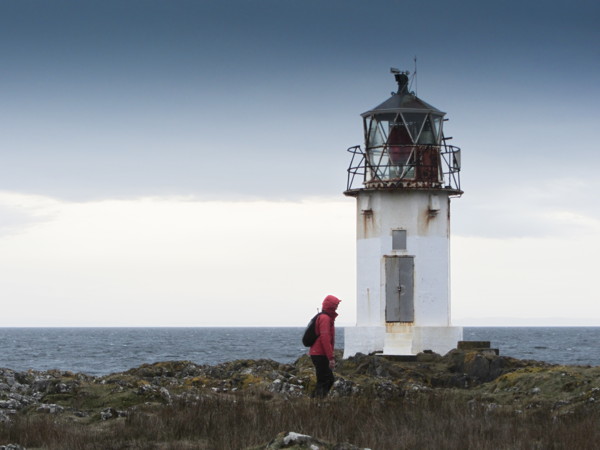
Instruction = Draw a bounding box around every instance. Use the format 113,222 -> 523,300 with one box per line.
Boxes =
0,327 -> 599,377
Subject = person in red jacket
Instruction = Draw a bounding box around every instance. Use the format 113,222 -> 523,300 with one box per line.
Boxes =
309,294 -> 341,398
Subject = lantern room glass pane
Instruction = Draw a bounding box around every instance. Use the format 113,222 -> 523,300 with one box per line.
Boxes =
367,114 -> 397,148
401,112 -> 427,143
368,148 -> 390,180
387,123 -> 412,147
367,118 -> 386,147
431,116 -> 443,143
418,116 -> 436,144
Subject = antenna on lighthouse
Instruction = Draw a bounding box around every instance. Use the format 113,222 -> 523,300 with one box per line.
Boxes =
413,56 -> 418,96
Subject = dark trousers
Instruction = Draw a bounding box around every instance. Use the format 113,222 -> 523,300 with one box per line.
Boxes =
311,355 -> 334,398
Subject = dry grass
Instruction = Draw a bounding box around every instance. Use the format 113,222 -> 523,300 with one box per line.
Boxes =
1,392 -> 599,449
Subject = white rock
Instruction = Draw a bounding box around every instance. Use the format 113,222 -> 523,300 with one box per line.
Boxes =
283,432 -> 312,445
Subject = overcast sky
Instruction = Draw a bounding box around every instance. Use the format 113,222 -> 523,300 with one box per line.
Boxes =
0,0 -> 598,326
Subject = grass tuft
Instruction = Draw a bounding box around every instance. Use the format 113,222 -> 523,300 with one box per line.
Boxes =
2,391 -> 599,449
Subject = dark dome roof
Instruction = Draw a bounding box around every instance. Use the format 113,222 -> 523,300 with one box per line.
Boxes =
361,91 -> 445,118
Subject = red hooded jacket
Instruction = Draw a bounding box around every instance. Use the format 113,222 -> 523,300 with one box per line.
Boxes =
309,295 -> 341,361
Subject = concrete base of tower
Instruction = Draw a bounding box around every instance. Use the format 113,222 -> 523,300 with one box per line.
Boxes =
342,326 -> 386,359
343,325 -> 463,358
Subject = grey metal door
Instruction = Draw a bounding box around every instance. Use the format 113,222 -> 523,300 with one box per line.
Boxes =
385,256 -> 414,322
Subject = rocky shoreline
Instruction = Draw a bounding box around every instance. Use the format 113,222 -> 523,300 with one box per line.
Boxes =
1,348 -> 599,448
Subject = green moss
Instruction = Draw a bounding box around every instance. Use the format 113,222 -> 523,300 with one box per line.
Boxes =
240,374 -> 266,389
183,376 -> 212,387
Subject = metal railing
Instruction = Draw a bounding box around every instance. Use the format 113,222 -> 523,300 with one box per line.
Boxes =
345,142 -> 462,194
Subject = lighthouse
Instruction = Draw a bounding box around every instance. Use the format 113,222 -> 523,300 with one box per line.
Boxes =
343,69 -> 463,357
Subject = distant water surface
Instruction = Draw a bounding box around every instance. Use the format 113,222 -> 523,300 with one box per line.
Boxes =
463,327 -> 600,367
0,327 -> 598,376
0,328 -> 306,376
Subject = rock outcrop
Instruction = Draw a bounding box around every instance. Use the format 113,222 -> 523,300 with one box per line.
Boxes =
1,349 -> 599,433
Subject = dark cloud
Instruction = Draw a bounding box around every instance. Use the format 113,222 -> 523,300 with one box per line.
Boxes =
0,0 -> 597,203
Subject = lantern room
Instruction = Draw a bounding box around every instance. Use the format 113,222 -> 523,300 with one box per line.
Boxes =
346,69 -> 461,194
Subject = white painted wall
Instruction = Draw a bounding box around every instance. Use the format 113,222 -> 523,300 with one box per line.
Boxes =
355,190 -> 452,326
345,189 -> 462,357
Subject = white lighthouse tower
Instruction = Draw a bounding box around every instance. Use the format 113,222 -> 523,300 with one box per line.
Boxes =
343,69 -> 463,358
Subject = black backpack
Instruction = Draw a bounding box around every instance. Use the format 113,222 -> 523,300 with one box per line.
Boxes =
302,312 -> 323,347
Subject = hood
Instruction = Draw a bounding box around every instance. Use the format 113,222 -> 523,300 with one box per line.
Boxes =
322,295 -> 341,314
